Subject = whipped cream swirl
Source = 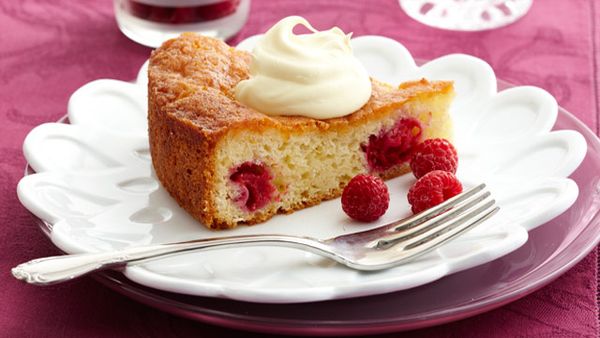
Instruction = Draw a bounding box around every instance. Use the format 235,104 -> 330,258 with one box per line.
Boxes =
235,16 -> 372,119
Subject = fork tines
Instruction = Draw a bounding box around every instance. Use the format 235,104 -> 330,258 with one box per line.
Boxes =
375,184 -> 499,254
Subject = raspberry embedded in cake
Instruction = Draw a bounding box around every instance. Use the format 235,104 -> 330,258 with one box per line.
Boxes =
230,161 -> 276,212
362,118 -> 422,172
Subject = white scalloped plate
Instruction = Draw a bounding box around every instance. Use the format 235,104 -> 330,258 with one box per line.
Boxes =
17,35 -> 587,303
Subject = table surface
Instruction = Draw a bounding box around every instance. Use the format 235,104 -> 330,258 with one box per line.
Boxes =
1,0 -> 598,337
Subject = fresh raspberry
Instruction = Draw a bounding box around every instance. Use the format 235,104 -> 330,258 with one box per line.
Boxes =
407,170 -> 463,214
342,174 -> 389,222
410,138 -> 458,179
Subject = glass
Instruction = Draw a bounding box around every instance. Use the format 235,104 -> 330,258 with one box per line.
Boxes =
114,0 -> 250,47
28,82 -> 600,334
399,0 -> 533,31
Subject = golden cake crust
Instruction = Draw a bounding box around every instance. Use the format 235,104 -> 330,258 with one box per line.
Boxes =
148,33 -> 453,229
150,33 -> 452,135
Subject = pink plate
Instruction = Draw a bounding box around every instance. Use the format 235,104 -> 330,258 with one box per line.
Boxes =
29,81 -> 600,336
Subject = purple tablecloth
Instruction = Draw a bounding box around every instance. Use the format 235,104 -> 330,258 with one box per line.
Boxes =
1,0 -> 598,336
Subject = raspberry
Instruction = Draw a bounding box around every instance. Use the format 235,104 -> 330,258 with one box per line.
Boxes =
407,170 -> 463,214
342,174 -> 389,222
410,138 -> 458,179
362,118 -> 422,172
230,162 -> 276,212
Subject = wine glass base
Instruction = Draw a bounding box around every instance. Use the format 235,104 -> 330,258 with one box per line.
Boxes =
399,0 -> 533,31
114,0 -> 250,48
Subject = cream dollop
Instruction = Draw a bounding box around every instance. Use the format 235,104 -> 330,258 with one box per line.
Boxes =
234,16 -> 372,119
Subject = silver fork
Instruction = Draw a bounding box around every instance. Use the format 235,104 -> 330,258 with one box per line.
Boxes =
12,183 -> 497,286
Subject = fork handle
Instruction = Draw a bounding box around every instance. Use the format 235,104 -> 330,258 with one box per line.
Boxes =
11,235 -> 323,286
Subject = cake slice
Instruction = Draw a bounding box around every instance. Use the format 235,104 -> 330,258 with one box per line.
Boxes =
148,33 -> 454,229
